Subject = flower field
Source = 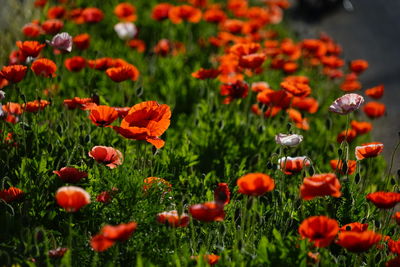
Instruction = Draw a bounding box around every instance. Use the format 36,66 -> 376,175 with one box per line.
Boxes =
0,0 -> 399,266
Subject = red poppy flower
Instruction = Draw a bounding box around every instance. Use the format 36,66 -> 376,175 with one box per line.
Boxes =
16,41 -> 45,58
88,146 -> 123,169
336,230 -> 381,252
238,53 -> 266,69
300,173 -> 341,200
88,58 -> 115,71
64,56 -> 86,72
298,216 -> 339,248
63,97 -> 95,110
281,80 -> 311,97
2,102 -> 23,115
214,183 -> 230,205
355,142 -> 384,160
88,105 -> 118,127
106,64 -> 139,82
278,156 -> 310,175
143,177 -> 172,193
23,99 -> 50,112
55,186 -> 90,212
257,89 -> 292,109
203,8 -> 227,24
350,120 -> 372,135
0,77 -> 9,89
47,6 -> 66,19
394,212 -> 400,225
41,19 -> 64,35
82,8 -> 104,23
53,167 -> 88,183
31,58 -> 57,77
220,80 -> 249,104
91,222 -> 137,252
151,3 -> 173,21
191,254 -> 220,265
363,101 -> 386,118
189,201 -> 225,222
365,85 -> 384,99
168,5 -> 202,24
350,59 -> 369,74
366,192 -> 400,209
251,82 -> 269,92
128,39 -> 146,53
8,49 -> 27,65
291,97 -> 319,113
192,68 -> 220,80
156,210 -> 190,227
337,129 -> 357,143
339,222 -> 368,232
114,3 -> 136,22
112,101 -> 171,149
330,159 -> 357,175
0,65 -> 27,83
0,187 -> 24,203
237,173 -> 275,196
73,33 -> 90,50
340,80 -> 362,92
22,23 -> 42,38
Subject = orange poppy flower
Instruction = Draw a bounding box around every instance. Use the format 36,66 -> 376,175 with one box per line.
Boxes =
53,167 -> 88,183
114,3 -> 137,22
22,22 -> 42,38
281,81 -> 311,97
192,68 -> 220,80
64,56 -> 86,72
203,8 -> 227,24
82,7 -> 104,23
41,19 -> 64,35
55,186 -> 90,212
350,59 -> 368,74
63,97 -> 95,110
23,99 -> 50,112
287,108 -> 310,130
0,77 -> 9,89
321,56 -> 344,68
106,64 -> 139,82
339,222 -> 368,232
0,187 -> 24,203
278,156 -> 310,175
214,183 -> 230,205
291,97 -> 319,114
88,105 -> 118,127
143,177 -> 172,192
91,222 -> 137,252
237,173 -> 275,196
0,65 -> 27,83
298,216 -> 339,248
350,120 -> 372,135
365,84 -> 384,99
257,89 -> 292,109
220,80 -> 249,104
336,230 -> 381,252
156,210 -> 190,227
230,43 -> 260,57
31,58 -> 57,77
112,101 -> 171,149
88,58 -> 114,71
88,146 -> 123,169
363,101 -> 386,118
128,39 -> 146,53
151,3 -> 173,21
251,82 -> 269,92
47,6 -> 66,19
191,254 -> 220,265
16,41 -> 45,58
300,173 -> 341,200
3,102 -> 23,115
189,201 -> 225,222
366,192 -> 400,209
340,80 -> 362,92
168,5 -> 202,24
73,33 -> 90,50
355,142 -> 384,160
330,159 -> 357,175
8,49 -> 27,65
337,129 -> 357,143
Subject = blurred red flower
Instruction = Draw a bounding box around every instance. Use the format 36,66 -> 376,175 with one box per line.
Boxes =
53,167 -> 88,183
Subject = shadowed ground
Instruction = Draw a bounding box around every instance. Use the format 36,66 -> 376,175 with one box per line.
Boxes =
289,0 -> 400,170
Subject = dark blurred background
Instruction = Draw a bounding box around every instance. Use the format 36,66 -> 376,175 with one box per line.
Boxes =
289,0 -> 400,169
